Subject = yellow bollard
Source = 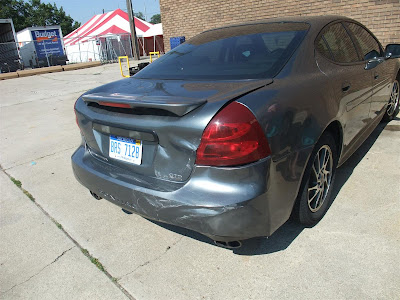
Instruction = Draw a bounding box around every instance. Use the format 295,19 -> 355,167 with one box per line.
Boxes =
149,51 -> 160,63
118,56 -> 130,78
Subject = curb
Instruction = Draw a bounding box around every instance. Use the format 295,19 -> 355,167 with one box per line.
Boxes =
62,61 -> 101,71
0,61 -> 102,80
17,65 -> 63,77
0,72 -> 19,80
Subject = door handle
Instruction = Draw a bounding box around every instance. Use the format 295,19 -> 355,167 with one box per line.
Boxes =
342,83 -> 351,92
374,73 -> 379,80
365,57 -> 384,70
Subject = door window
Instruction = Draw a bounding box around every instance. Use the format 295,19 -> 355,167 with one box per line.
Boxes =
316,23 -> 359,63
345,22 -> 382,60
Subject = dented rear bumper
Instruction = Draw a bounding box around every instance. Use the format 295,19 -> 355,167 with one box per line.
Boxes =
71,145 -> 286,242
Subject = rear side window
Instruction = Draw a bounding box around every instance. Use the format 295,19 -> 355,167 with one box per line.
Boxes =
345,22 -> 382,60
316,38 -> 332,60
316,23 -> 359,63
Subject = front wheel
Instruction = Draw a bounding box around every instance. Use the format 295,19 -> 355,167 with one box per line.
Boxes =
382,79 -> 399,122
294,132 -> 338,226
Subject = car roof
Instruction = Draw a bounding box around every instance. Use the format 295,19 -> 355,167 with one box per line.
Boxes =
201,15 -> 354,36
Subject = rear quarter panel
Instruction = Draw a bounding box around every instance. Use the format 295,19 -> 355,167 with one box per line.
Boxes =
236,47 -> 339,230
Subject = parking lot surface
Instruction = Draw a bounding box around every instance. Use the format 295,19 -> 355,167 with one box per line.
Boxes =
1,63 -> 399,299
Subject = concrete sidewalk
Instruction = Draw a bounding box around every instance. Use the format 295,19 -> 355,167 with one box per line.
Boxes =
0,171 -> 128,299
0,62 -> 399,299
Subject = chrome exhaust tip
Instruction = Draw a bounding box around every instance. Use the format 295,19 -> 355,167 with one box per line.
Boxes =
90,191 -> 102,200
214,240 -> 242,249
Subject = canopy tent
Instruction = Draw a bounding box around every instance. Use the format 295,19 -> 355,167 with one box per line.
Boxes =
139,23 -> 164,59
64,8 -> 164,63
143,23 -> 163,37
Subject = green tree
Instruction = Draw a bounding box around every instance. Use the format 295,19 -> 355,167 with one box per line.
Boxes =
150,14 -> 161,24
0,0 -> 80,35
134,11 -> 145,21
0,0 -> 30,31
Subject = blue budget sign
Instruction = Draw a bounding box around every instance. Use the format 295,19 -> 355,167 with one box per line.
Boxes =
31,29 -> 64,59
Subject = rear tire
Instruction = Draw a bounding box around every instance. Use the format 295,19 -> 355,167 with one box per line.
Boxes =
382,79 -> 399,122
295,132 -> 338,226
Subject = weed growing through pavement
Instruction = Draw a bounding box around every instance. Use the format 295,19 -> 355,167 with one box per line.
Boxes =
23,190 -> 35,202
55,221 -> 63,230
10,177 -> 21,188
81,248 -> 106,272
10,177 -> 35,202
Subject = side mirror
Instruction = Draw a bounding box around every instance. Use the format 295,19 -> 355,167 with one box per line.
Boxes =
385,44 -> 400,59
364,50 -> 380,61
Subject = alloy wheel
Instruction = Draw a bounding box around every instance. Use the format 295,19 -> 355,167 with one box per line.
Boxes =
387,80 -> 399,117
307,145 -> 333,213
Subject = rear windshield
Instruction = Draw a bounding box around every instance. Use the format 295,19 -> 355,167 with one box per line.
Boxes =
136,22 -> 309,80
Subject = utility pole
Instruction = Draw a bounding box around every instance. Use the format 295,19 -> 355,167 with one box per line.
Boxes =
126,0 -> 140,60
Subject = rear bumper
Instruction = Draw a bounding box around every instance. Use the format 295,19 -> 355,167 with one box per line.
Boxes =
72,145 -> 291,242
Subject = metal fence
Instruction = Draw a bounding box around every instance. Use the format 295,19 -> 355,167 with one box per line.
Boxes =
64,33 -> 135,64
0,33 -> 164,72
64,33 -> 164,63
0,40 -> 21,72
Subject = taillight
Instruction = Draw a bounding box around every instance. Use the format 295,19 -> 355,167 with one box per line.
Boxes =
196,101 -> 271,167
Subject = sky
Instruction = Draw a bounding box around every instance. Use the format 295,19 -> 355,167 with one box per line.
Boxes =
40,0 -> 160,24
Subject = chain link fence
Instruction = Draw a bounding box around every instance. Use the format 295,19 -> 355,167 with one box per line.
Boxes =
64,33 -> 134,64
0,33 -> 164,72
0,40 -> 21,72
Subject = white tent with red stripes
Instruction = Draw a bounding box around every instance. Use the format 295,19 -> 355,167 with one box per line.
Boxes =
64,8 -> 163,63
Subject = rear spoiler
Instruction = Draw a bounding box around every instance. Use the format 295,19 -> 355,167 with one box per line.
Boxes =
82,92 -> 207,116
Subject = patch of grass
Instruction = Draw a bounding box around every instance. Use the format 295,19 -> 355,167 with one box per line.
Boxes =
81,248 -> 105,272
10,177 -> 22,188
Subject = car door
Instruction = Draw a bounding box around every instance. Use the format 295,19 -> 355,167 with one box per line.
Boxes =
315,22 -> 373,151
344,22 -> 393,120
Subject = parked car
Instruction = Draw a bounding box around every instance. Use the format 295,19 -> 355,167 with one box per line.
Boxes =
72,16 -> 400,248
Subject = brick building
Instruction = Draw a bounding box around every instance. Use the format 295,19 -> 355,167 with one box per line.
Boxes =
159,0 -> 400,51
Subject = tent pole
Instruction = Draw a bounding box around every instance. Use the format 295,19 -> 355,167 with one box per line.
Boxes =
92,39 -> 95,61
78,33 -> 82,62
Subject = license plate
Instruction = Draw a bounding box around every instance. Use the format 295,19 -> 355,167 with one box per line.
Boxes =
109,135 -> 142,165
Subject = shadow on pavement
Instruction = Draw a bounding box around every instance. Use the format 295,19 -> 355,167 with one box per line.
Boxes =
148,122 -> 388,255
234,121 -> 387,255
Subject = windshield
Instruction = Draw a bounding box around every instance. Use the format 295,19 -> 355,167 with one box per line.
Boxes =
136,22 -> 309,80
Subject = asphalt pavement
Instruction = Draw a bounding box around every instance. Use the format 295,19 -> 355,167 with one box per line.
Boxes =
0,62 -> 399,299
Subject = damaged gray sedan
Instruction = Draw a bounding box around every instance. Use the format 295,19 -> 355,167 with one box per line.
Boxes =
72,16 -> 400,247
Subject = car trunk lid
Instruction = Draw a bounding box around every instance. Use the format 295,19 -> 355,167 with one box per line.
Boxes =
75,77 -> 273,184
